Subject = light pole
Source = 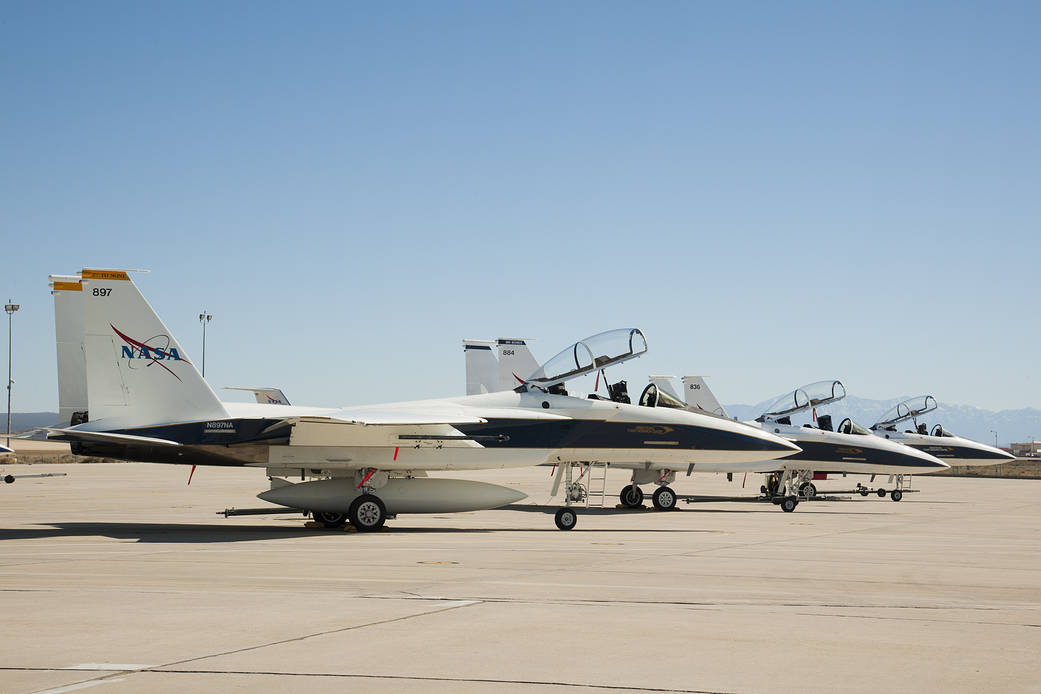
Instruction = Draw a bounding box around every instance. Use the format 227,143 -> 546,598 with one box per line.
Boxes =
5,300 -> 19,448
990,430 -> 998,448
199,311 -> 212,378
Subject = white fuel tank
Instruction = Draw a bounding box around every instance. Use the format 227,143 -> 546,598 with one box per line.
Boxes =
258,476 -> 527,514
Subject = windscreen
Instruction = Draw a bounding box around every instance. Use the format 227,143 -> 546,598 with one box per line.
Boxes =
872,395 -> 938,429
525,328 -> 648,388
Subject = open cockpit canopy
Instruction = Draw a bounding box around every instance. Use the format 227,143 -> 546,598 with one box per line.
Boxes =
871,395 -> 938,430
522,329 -> 647,390
757,380 -> 846,422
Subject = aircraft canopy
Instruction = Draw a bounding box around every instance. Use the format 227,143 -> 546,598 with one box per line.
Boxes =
872,395 -> 938,429
524,328 -> 647,389
757,380 -> 846,421
638,382 -> 687,410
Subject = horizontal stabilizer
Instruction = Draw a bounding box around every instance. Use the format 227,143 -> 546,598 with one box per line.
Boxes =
225,387 -> 291,405
45,428 -> 182,447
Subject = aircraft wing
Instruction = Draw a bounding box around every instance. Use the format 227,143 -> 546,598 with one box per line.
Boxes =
45,429 -> 183,447
282,407 -> 572,448
319,407 -> 572,426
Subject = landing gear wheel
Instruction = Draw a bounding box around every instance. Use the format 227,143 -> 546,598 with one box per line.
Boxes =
619,485 -> 644,508
554,507 -> 577,531
859,488 -> 869,497
313,510 -> 348,528
877,488 -> 887,498
799,482 -> 817,499
780,497 -> 798,513
652,486 -> 677,511
348,494 -> 386,532
890,489 -> 903,502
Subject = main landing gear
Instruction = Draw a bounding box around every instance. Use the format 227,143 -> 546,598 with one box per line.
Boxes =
619,484 -> 644,508
651,486 -> 677,511
313,510 -> 348,528
349,494 -> 387,531
619,470 -> 677,511
311,496 -> 388,532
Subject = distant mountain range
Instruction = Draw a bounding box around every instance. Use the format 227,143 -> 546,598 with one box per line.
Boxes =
4,412 -> 61,434
7,402 -> 1041,447
725,396 -> 1041,448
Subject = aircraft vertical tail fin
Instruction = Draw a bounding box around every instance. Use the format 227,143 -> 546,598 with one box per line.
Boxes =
50,275 -> 88,426
496,338 -> 539,391
681,376 -> 729,417
463,340 -> 498,395
79,269 -> 228,427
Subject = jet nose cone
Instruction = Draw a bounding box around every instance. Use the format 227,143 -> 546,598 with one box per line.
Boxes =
747,427 -> 801,456
910,449 -> 950,470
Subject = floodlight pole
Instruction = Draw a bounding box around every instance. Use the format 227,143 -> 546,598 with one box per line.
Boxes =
5,300 -> 20,448
990,430 -> 998,448
199,311 -> 212,378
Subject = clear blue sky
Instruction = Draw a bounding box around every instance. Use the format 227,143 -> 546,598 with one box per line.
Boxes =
2,1 -> 1039,413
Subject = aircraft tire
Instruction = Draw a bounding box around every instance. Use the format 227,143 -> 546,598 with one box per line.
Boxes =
619,485 -> 644,508
780,497 -> 798,513
554,507 -> 577,531
313,510 -> 348,528
348,494 -> 387,532
652,486 -> 677,511
859,488 -> 870,497
876,488 -> 887,498
891,489 -> 903,502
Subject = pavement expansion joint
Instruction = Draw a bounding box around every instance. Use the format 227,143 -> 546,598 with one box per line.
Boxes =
147,598 -> 483,673
122,668 -> 738,693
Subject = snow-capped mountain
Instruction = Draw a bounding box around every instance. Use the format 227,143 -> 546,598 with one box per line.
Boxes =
725,396 -> 1041,448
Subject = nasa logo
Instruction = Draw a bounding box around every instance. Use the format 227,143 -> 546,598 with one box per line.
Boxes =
111,324 -> 190,382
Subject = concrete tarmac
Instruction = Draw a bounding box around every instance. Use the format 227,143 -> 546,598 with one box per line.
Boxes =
0,463 -> 1038,693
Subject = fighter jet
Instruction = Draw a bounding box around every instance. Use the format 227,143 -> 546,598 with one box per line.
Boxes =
649,378 -> 950,511
47,269 -> 800,531
870,396 -> 1016,465
463,339 -> 805,511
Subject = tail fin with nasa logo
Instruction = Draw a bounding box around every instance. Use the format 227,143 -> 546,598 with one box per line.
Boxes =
80,269 -> 227,428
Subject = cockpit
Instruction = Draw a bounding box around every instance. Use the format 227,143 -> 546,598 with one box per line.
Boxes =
638,382 -> 687,409
518,328 -> 648,402
757,380 -> 846,423
870,395 -> 941,434
837,418 -> 870,435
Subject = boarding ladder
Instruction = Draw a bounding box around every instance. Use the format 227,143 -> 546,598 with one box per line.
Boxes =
584,461 -> 608,507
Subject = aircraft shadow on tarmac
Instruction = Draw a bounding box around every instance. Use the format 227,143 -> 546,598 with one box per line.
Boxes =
0,522 -> 330,543
0,500 -> 898,542
0,521 -> 738,541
